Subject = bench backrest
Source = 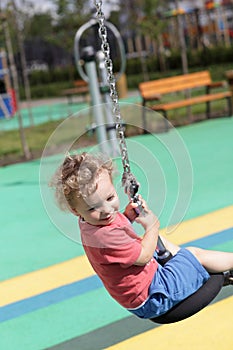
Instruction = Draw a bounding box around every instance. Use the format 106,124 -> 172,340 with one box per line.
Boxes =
139,71 -> 212,99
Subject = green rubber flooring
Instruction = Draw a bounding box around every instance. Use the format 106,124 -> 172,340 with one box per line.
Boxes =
0,116 -> 233,349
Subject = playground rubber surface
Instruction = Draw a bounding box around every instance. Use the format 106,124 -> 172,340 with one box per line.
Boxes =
0,94 -> 139,131
0,116 -> 233,349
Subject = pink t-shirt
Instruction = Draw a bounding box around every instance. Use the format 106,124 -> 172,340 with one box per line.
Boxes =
80,212 -> 158,309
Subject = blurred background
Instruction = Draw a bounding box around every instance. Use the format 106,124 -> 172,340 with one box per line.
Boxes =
1,0 -> 233,98
1,0 -> 233,165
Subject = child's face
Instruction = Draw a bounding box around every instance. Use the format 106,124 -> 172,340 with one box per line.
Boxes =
73,169 -> 120,226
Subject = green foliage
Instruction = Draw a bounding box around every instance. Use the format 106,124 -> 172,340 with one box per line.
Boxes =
25,83 -> 62,99
26,13 -> 54,39
139,0 -> 166,40
24,56 -> 233,100
28,65 -> 80,84
48,0 -> 91,53
125,46 -> 232,78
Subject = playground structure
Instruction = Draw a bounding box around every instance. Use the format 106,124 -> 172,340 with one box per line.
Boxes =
74,17 -> 127,156
0,49 -> 16,118
123,1 -> 233,61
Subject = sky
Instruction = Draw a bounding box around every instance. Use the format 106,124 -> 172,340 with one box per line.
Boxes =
0,0 -> 55,13
0,1 -> 223,15
0,0 -> 118,15
0,0 -> 114,12
32,0 -> 55,13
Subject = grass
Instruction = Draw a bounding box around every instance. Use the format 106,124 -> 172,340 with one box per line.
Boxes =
0,117 -> 143,166
0,119 -> 97,166
166,95 -> 231,124
0,121 -> 61,165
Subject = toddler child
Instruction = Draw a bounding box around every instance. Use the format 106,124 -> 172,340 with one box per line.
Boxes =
50,151 -> 233,319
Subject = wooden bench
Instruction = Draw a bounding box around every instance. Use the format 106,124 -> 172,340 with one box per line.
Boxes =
138,71 -> 232,130
61,80 -> 89,104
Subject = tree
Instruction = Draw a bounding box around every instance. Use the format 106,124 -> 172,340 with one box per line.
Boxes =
10,0 -> 34,126
139,0 -> 169,73
118,0 -> 169,78
25,13 -> 54,39
50,0 -> 91,54
0,12 -> 31,160
173,0 -> 188,74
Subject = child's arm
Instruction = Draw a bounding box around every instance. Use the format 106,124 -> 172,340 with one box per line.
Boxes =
124,199 -> 160,266
134,207 -> 160,266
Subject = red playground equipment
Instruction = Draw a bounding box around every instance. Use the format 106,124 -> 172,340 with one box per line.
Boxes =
0,49 -> 17,118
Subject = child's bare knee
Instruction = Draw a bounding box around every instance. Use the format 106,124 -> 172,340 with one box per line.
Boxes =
186,246 -> 203,263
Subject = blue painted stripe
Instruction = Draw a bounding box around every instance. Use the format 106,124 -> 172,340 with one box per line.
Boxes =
0,227 -> 232,323
181,227 -> 233,248
0,275 -> 103,323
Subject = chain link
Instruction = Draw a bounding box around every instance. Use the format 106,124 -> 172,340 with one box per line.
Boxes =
94,0 -> 133,180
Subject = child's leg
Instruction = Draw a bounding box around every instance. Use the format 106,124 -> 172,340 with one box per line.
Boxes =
186,246 -> 233,273
160,236 -> 233,273
160,235 -> 181,256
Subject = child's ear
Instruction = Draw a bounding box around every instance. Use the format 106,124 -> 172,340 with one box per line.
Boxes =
70,208 -> 79,216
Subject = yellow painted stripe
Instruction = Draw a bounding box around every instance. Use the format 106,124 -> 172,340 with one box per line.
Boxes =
0,255 -> 94,307
106,295 -> 233,350
0,205 -> 232,306
160,205 -> 233,245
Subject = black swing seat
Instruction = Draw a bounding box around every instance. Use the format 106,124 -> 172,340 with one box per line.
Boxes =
150,273 -> 225,324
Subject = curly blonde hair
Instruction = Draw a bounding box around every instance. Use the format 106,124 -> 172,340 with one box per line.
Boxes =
50,152 -> 115,211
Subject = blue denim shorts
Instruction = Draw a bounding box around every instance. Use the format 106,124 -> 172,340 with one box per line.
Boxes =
128,248 -> 210,319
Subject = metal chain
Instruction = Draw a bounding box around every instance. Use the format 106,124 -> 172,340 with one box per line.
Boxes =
94,0 -> 134,183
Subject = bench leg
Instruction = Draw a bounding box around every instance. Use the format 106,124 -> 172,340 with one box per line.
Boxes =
206,101 -> 211,119
142,108 -> 147,131
152,109 -> 170,132
142,104 -> 149,134
227,96 -> 232,117
155,110 -> 169,132
163,111 -> 169,132
67,95 -> 73,105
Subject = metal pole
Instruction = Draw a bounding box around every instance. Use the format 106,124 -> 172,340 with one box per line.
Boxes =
174,0 -> 188,74
81,46 -> 109,155
96,50 -> 119,156
173,1 -> 192,120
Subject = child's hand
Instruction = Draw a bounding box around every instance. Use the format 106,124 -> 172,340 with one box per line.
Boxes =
123,201 -> 140,223
135,209 -> 159,231
134,198 -> 160,231
124,196 -> 159,230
